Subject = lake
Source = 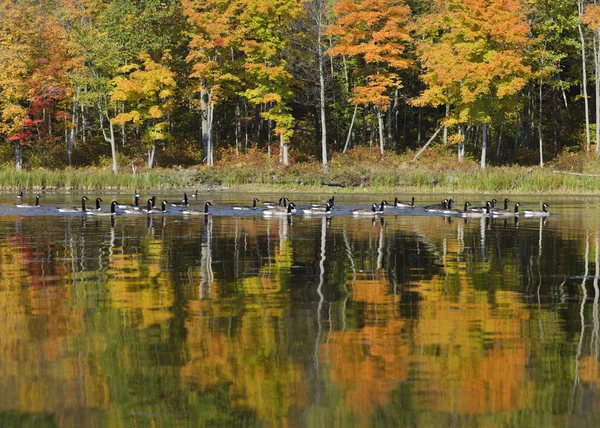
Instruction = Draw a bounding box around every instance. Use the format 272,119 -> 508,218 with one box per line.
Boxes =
0,192 -> 599,427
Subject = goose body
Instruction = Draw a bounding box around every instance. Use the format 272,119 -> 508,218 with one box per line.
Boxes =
303,202 -> 333,215
118,193 -> 140,210
461,202 -> 491,218
353,203 -> 384,216
16,194 -> 41,208
125,199 -> 152,214
490,202 -> 520,218
89,201 -> 119,216
394,196 -> 415,208
425,199 -> 449,212
171,193 -> 189,207
232,198 -> 259,211
263,202 -> 296,216
311,196 -> 335,209
58,196 -> 89,213
523,203 -> 550,217
182,202 -> 213,215
263,197 -> 285,207
16,191 -> 23,199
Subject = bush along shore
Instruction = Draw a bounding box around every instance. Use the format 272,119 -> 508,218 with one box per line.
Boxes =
2,148 -> 600,194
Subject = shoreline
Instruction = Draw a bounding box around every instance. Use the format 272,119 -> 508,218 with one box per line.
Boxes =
1,165 -> 600,196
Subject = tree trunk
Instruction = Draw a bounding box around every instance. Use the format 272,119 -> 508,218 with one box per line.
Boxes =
99,102 -> 118,173
200,85 -> 210,165
480,123 -> 487,171
282,135 -> 289,166
596,27 -> 600,156
377,108 -> 385,157
317,16 -> 328,173
539,77 -> 544,168
343,104 -> 358,153
579,2 -> 591,155
147,144 -> 156,169
14,142 -> 22,172
496,112 -> 504,158
443,104 -> 449,146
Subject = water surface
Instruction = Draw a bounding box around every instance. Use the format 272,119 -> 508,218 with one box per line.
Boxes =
1,193 -> 599,427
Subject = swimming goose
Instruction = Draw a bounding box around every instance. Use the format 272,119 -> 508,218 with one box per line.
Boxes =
58,196 -> 89,213
490,198 -> 511,215
394,196 -> 415,208
523,203 -> 550,217
16,191 -> 23,199
461,201 -> 491,218
353,202 -> 385,216
89,201 -> 119,216
16,194 -> 41,208
424,199 -> 449,212
491,202 -> 520,218
171,193 -> 189,207
303,202 -> 333,215
124,199 -> 151,214
93,198 -> 103,211
182,201 -> 213,215
118,193 -> 140,210
263,202 -> 296,216
192,190 -> 199,198
263,197 -> 285,207
232,198 -> 259,210
311,196 -> 335,209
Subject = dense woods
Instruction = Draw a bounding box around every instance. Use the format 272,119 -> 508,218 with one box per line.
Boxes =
0,0 -> 599,173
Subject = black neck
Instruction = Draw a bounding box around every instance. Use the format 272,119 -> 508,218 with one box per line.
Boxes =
35,196 -> 40,206
81,198 -> 87,212
205,202 -> 210,213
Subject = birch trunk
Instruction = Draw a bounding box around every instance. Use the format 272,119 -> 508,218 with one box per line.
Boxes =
578,1 -> 591,155
480,123 -> 487,171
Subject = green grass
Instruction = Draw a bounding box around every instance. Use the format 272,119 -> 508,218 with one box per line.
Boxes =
3,148 -> 600,194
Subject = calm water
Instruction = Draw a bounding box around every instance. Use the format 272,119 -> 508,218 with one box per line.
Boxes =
1,193 -> 600,427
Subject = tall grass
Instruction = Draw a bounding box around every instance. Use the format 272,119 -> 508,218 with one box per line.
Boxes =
3,148 -> 600,194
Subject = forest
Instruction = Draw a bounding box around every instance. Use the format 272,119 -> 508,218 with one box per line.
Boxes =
0,0 -> 599,175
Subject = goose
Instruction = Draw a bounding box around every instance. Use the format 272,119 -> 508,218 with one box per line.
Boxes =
523,203 -> 550,217
263,202 -> 296,216
491,202 -> 520,218
460,201 -> 491,218
490,198 -> 511,215
159,200 -> 170,213
93,198 -> 103,211
118,192 -> 140,210
394,196 -> 415,208
125,199 -> 152,214
58,196 -> 89,213
182,201 -> 213,215
424,199 -> 449,212
303,202 -> 333,215
311,196 -> 335,209
16,191 -> 23,199
89,200 -> 119,216
450,201 -> 472,215
171,193 -> 189,207
16,194 -> 41,208
192,190 -> 199,198
353,202 -> 385,216
264,197 -> 286,207
232,198 -> 259,210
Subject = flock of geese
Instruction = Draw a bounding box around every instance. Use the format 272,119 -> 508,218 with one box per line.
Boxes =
13,192 -> 551,218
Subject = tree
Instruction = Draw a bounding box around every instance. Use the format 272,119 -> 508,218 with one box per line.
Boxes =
327,0 -> 413,157
111,53 -> 176,168
184,0 -> 244,167
240,0 -> 302,166
415,0 -> 533,170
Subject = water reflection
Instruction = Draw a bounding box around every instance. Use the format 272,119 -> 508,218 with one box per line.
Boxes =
0,210 -> 600,425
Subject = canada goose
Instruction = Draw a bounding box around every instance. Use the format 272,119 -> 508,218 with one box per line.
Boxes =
461,201 -> 491,218
182,201 -> 213,215
118,193 -> 140,210
523,203 -> 550,217
353,203 -> 384,216
16,191 -> 23,199
424,199 -> 449,212
93,198 -> 103,211
16,194 -> 41,208
491,202 -> 520,218
303,202 -> 333,215
125,199 -> 151,214
89,201 -> 119,216
232,198 -> 259,210
58,196 -> 89,213
263,197 -> 285,207
171,193 -> 189,207
490,198 -> 511,215
192,190 -> 199,198
311,196 -> 335,208
395,196 -> 415,208
263,202 -> 296,216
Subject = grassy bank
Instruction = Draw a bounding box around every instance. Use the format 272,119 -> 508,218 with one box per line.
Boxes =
2,148 -> 600,194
